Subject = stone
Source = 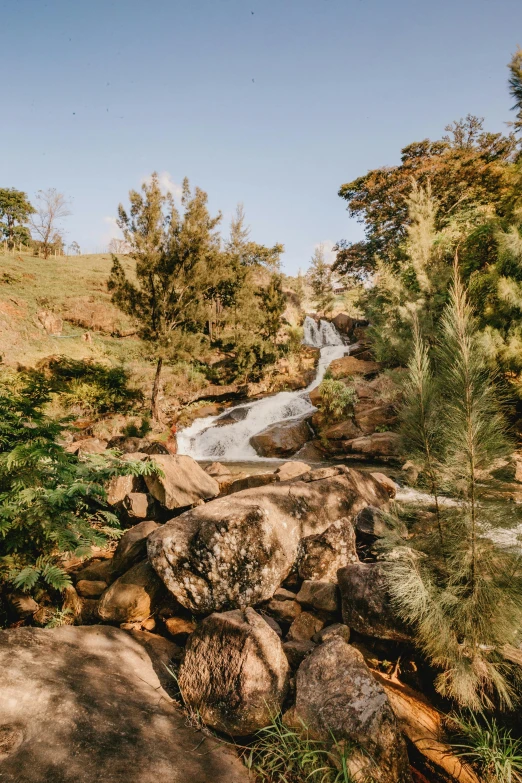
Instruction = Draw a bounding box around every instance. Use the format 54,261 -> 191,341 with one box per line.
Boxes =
37,309 -> 62,334
98,561 -> 164,624
298,518 -> 358,582
275,461 -> 312,481
355,506 -> 406,540
65,437 -> 108,455
0,625 -> 247,783
402,460 -> 420,484
214,407 -> 250,426
78,598 -> 100,624
106,474 -> 143,505
287,611 -> 324,641
320,419 -> 361,441
331,312 -> 354,336
205,461 -> 232,477
329,355 -> 380,379
148,469 -> 389,613
370,472 -> 397,498
293,440 -> 325,462
312,622 -> 350,644
250,418 -> 312,458
291,639 -> 411,783
283,640 -> 316,669
273,587 -> 298,600
76,580 -> 107,598
6,592 -> 38,619
165,616 -> 196,642
343,432 -> 401,457
296,581 -> 340,614
32,606 -> 55,627
178,608 -> 289,735
122,492 -> 151,519
219,472 -> 277,496
258,612 -> 283,638
111,520 -> 160,578
141,617 -> 156,631
338,562 -> 412,642
354,402 -> 397,434
264,598 -> 302,623
62,585 -> 83,622
73,558 -> 113,584
107,436 -> 170,454
144,454 -> 219,509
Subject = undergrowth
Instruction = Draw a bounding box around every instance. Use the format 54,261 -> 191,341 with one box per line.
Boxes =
449,711 -> 522,783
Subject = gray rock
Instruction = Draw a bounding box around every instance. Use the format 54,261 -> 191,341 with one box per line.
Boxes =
145,454 -> 219,510
148,469 -> 388,614
338,562 -> 412,642
312,622 -> 350,644
112,520 -> 160,578
178,608 -> 289,736
296,581 -> 340,614
98,561 -> 164,624
287,611 -> 324,641
291,638 -> 411,783
0,625 -> 248,783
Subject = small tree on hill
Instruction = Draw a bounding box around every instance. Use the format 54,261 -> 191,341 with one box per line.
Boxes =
0,188 -> 35,249
309,244 -> 334,316
30,188 -> 71,258
108,173 -> 221,419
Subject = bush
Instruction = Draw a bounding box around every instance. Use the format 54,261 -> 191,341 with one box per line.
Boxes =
318,378 -> 357,421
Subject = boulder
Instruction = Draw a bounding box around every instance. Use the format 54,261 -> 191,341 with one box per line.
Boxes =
291,639 -> 411,783
148,468 -> 389,613
111,520 -> 160,578
37,309 -> 62,334
144,454 -> 219,509
343,432 -> 401,457
0,625 -> 248,783
354,401 -> 397,434
6,592 -> 38,619
106,474 -> 144,506
371,472 -> 397,498
264,596 -> 302,623
275,461 -> 311,481
331,312 -> 354,336
76,580 -> 107,599
107,436 -> 169,454
283,639 -> 316,669
98,561 -> 164,624
73,558 -> 113,584
320,419 -> 361,441
122,492 -> 152,519
312,622 -> 350,644
287,611 -> 324,641
355,505 -> 406,540
250,418 -> 313,458
298,517 -> 358,582
178,608 -> 289,735
66,438 -> 108,455
214,407 -> 250,426
296,581 -> 340,614
165,616 -> 196,642
338,562 -> 412,642
293,440 -> 325,462
329,355 -> 380,379
205,461 -> 232,477
219,472 -> 277,496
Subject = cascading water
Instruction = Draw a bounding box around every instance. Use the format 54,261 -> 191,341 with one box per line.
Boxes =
177,316 -> 348,461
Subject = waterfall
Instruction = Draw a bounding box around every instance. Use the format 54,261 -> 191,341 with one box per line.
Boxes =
177,316 -> 348,461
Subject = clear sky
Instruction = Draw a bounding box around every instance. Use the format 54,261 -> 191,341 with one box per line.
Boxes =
1,0 -> 521,273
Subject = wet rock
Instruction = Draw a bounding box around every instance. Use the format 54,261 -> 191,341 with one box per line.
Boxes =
331,312 -> 354,336
287,611 -> 324,641
291,638 -> 411,783
338,562 -> 412,642
0,625 -> 247,783
283,640 -> 316,669
293,440 -> 325,462
144,454 -> 219,510
343,432 -> 401,458
76,580 -> 107,599
298,517 -> 358,582
312,622 -> 350,644
329,355 -> 380,379
296,581 -> 340,614
215,407 -> 250,426
250,418 -> 313,458
111,520 -> 160,578
275,461 -> 311,481
148,470 -> 388,613
178,608 -> 289,736
98,561 -> 164,624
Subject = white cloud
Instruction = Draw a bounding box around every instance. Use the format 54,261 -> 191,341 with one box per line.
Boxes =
314,239 -> 337,265
142,171 -> 182,199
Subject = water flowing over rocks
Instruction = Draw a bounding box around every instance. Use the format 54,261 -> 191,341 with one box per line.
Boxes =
178,608 -> 289,735
147,467 -> 390,613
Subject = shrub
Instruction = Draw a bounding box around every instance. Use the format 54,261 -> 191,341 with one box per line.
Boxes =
318,378 -> 358,421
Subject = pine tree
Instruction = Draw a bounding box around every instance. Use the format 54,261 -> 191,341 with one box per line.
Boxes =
108,173 -> 221,419
309,244 -> 334,316
508,46 -> 522,136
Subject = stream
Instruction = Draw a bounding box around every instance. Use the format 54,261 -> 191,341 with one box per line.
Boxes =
177,316 -> 349,461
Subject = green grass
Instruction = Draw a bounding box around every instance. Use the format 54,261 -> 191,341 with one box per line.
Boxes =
449,712 -> 522,783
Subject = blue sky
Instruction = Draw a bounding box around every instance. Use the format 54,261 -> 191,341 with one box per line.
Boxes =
1,0 -> 521,273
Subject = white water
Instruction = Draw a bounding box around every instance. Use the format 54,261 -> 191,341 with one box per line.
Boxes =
177,317 -> 348,461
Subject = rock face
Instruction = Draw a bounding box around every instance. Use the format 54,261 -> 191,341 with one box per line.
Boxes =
338,562 -> 412,642
98,561 -> 164,624
178,608 -> 289,736
144,454 -> 219,509
148,467 -> 389,613
292,639 -> 411,783
250,418 -> 312,458
298,517 -> 358,582
0,625 -> 248,783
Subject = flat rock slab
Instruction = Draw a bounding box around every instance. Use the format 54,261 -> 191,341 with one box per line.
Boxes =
0,625 -> 248,783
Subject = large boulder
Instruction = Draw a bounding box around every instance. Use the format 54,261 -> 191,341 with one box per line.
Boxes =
298,517 -> 358,582
148,467 -> 389,613
290,638 -> 411,783
144,454 -> 219,510
331,312 -> 354,336
250,418 -> 313,458
328,355 -> 380,379
178,608 -> 289,736
98,560 -> 164,624
275,461 -> 311,481
338,562 -> 412,642
111,520 -> 160,578
0,625 -> 248,783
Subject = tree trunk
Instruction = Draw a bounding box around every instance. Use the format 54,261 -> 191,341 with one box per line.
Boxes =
151,357 -> 163,421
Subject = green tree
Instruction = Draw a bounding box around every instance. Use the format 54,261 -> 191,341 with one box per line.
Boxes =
259,273 -> 286,340
0,188 -> 35,249
309,244 -> 334,316
108,173 -> 221,419
508,46 -> 522,136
